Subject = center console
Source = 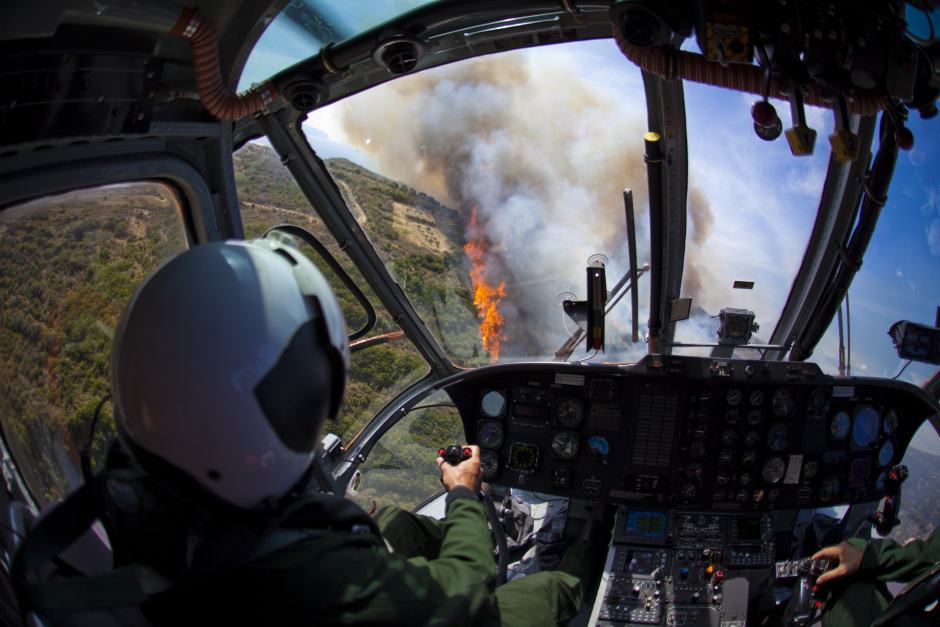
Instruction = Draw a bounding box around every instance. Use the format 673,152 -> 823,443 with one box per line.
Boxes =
588,508 -> 774,626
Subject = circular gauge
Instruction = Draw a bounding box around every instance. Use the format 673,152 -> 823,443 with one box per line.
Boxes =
554,398 -> 583,428
480,390 -> 507,418
830,411 -> 851,441
693,425 -> 709,440
741,450 -> 758,467
752,488 -> 766,503
803,460 -> 819,480
721,429 -> 738,448
726,389 -> 743,407
686,462 -> 704,479
852,407 -> 880,448
878,440 -> 895,467
690,441 -> 707,458
884,410 -> 899,435
819,476 -> 840,502
680,483 -> 697,499
875,471 -> 887,492
716,472 -> 730,486
749,389 -> 765,407
507,442 -> 539,472
772,389 -> 794,417
768,489 -> 780,503
736,489 -> 749,503
748,409 -> 763,426
713,489 -> 727,502
718,449 -> 735,466
587,435 -> 609,457
767,422 -> 791,452
480,449 -> 499,479
478,421 -> 504,449
551,431 -> 580,460
739,472 -> 753,486
744,430 -> 761,448
762,457 -> 786,484
810,388 -> 830,410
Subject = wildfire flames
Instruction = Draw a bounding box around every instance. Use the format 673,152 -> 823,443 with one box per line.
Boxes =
463,208 -> 506,362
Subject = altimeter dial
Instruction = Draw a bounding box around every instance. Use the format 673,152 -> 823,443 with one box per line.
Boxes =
551,431 -> 580,460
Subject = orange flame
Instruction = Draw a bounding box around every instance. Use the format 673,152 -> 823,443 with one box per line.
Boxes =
463,208 -> 506,362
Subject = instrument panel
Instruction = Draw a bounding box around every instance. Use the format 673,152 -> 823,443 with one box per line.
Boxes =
446,355 -> 936,511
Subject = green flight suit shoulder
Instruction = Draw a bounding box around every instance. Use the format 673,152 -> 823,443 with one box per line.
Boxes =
846,526 -> 940,583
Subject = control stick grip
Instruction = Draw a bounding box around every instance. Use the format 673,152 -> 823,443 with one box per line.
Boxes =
438,444 -> 472,465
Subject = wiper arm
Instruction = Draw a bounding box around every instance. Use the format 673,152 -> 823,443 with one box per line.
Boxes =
624,188 -> 640,344
552,188 -> 648,362
553,266 -> 648,362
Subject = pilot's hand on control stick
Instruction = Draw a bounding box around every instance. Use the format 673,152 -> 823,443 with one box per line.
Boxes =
811,541 -> 864,585
437,444 -> 483,493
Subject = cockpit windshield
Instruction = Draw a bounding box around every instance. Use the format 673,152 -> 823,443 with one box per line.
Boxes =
242,2 -> 940,416
674,83 -> 835,350
304,41 -> 653,366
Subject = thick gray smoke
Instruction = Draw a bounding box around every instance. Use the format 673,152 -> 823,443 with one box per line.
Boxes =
329,49 -> 716,358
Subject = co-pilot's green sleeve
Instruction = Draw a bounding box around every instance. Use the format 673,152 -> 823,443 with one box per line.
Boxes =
847,526 -> 940,583
335,487 -> 499,626
264,488 -> 499,626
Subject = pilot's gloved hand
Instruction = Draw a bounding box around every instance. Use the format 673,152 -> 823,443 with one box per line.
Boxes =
812,541 -> 864,585
437,444 -> 483,493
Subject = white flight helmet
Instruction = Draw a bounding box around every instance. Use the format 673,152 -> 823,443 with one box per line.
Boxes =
112,239 -> 349,509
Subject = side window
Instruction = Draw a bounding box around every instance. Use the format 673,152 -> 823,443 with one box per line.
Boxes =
234,142 -> 430,444
0,183 -> 189,504
885,423 -> 940,543
349,392 -> 465,512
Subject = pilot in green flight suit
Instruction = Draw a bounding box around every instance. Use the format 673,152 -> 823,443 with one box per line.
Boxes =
812,527 -> 940,626
148,446 -> 608,626
101,241 -> 607,626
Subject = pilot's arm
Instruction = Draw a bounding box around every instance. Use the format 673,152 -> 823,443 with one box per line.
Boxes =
813,526 -> 940,585
160,446 -> 498,626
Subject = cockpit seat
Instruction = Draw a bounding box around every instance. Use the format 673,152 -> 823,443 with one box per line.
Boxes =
6,496 -> 153,627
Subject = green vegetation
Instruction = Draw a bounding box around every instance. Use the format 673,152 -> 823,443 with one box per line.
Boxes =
0,185 -> 188,502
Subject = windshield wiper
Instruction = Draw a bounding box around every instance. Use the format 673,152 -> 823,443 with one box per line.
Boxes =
553,187 -> 647,362
554,264 -> 648,362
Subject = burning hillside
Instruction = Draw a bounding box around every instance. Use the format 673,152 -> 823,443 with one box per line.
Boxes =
463,208 -> 506,361
322,43 -> 716,360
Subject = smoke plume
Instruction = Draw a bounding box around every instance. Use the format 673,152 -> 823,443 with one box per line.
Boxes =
326,46 -> 716,359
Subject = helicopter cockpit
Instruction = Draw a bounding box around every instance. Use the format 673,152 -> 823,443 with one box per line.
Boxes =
0,1 -> 939,626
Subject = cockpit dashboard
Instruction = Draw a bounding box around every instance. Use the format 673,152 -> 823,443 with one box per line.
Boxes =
443,355 -> 937,625
447,355 -> 932,512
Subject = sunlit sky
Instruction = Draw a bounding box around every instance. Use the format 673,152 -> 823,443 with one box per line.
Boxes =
240,4 -> 940,455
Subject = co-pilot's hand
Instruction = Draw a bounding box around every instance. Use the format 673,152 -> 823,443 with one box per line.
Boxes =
811,541 -> 864,585
437,445 -> 483,493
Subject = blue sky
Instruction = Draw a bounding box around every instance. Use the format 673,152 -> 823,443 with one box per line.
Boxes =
241,5 -> 940,455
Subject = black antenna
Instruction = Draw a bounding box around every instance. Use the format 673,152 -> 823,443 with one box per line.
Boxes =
644,132 -> 665,352
623,188 -> 640,343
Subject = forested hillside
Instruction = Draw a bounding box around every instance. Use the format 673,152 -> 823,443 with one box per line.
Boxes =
0,185 -> 189,501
